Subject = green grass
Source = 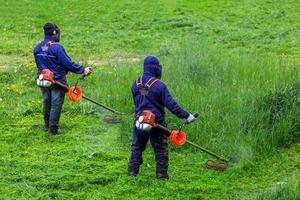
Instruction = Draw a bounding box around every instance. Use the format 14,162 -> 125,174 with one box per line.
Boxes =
256,178 -> 300,200
0,0 -> 299,58
0,0 -> 300,199
0,110 -> 299,199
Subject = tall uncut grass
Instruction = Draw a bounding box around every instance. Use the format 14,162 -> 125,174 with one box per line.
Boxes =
256,179 -> 300,200
72,39 -> 300,163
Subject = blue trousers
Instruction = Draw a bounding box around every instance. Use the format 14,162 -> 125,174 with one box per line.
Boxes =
40,86 -> 65,133
129,125 -> 169,174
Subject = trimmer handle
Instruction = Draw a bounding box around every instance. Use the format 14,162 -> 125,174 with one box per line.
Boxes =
193,113 -> 199,118
55,81 -> 69,91
183,112 -> 199,125
156,123 -> 171,133
74,73 -> 88,88
155,113 -> 199,134
83,67 -> 93,77
80,74 -> 86,79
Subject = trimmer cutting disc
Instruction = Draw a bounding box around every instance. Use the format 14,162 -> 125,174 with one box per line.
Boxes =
205,159 -> 229,172
103,113 -> 122,124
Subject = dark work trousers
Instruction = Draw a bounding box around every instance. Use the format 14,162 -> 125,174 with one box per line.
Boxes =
129,125 -> 169,175
40,86 -> 65,133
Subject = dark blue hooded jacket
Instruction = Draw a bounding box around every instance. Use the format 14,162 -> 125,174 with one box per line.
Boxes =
33,35 -> 84,80
132,56 -> 189,122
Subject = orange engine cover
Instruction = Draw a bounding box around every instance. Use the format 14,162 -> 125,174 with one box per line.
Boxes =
39,69 -> 55,84
138,110 -> 156,127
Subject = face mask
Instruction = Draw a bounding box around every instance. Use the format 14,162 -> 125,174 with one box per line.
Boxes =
157,64 -> 162,79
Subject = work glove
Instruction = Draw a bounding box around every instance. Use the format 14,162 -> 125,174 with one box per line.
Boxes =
186,113 -> 196,124
84,67 -> 92,76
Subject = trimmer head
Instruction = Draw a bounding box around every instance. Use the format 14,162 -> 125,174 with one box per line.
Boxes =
205,159 -> 230,172
103,113 -> 122,124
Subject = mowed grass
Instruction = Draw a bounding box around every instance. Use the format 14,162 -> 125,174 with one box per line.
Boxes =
0,0 -> 300,199
0,110 -> 299,199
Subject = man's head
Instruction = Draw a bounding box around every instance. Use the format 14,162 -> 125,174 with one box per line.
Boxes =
143,56 -> 162,79
43,22 -> 60,42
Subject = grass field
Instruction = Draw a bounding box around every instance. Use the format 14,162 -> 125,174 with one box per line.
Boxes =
0,0 -> 299,199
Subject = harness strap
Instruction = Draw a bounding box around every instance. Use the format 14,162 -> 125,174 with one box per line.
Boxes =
35,41 -> 56,55
36,40 -> 58,69
135,76 -> 159,90
40,41 -> 56,46
145,77 -> 159,89
47,41 -> 56,46
136,77 -> 142,88
135,76 -> 162,113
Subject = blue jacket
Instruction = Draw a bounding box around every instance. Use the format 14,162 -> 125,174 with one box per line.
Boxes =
132,64 -> 189,122
33,35 -> 84,80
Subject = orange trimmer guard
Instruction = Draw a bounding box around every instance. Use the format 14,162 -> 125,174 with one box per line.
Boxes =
170,130 -> 186,146
68,86 -> 83,102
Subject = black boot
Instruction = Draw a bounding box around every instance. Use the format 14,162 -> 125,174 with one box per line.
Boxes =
44,113 -> 50,132
48,122 -> 59,136
156,170 -> 169,180
48,128 -> 58,136
156,161 -> 169,180
44,125 -> 49,132
128,162 -> 140,177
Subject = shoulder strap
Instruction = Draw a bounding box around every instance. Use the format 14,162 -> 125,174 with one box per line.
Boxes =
136,76 -> 159,89
136,77 -> 142,88
134,76 -> 162,111
145,77 -> 159,89
47,41 -> 56,46
35,41 -> 58,68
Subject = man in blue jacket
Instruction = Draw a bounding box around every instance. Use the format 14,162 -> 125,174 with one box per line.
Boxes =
128,56 -> 196,179
33,23 -> 92,136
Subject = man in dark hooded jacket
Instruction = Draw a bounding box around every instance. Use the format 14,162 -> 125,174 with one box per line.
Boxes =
33,23 -> 92,136
128,56 -> 196,179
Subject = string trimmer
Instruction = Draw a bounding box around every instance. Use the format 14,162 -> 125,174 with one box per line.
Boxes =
67,75 -> 122,115
136,110 -> 230,171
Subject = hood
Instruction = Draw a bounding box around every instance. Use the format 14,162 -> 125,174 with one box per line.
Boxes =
143,56 -> 162,78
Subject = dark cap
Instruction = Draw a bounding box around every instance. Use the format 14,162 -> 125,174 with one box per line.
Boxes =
43,23 -> 60,35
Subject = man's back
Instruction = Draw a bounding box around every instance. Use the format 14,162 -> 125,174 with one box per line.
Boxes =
132,75 -> 166,122
132,56 -> 189,122
34,35 -> 85,81
128,56 -> 195,180
34,36 -> 65,80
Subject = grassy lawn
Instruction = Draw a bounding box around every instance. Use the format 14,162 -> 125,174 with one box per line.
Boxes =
0,0 -> 299,199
